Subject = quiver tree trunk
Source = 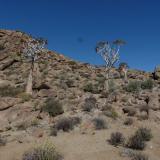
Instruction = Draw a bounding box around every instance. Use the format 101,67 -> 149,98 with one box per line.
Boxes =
124,70 -> 128,82
26,62 -> 34,95
122,68 -> 128,82
104,68 -> 110,91
26,62 -> 42,95
33,62 -> 41,88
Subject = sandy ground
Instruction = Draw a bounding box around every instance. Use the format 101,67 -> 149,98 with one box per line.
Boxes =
0,120 -> 160,160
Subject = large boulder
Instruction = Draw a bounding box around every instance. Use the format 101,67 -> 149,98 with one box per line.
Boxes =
37,89 -> 57,98
0,58 -> 17,71
148,91 -> 160,111
0,80 -> 12,88
0,97 -> 20,111
153,66 -> 160,80
122,106 -> 137,116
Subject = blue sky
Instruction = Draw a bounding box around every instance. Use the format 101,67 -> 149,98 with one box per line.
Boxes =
0,0 -> 160,71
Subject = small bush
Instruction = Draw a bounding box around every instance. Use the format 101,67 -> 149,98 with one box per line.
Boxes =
83,83 -> 93,92
70,116 -> 81,126
0,44 -> 5,50
100,91 -> 109,98
126,134 -> 146,150
82,96 -> 97,112
124,118 -> 133,126
0,85 -> 23,97
141,79 -> 154,90
55,117 -> 81,132
109,132 -> 125,146
83,83 -> 100,94
108,80 -> 117,93
125,81 -> 141,93
43,98 -> 64,117
103,108 -> 118,120
0,135 -> 6,146
16,121 -> 29,130
23,142 -> 62,160
68,61 -> 77,65
96,76 -> 105,84
132,152 -> 148,160
18,93 -> 32,102
120,148 -> 135,158
65,79 -> 74,88
101,104 -> 112,111
30,119 -> 39,127
92,117 -> 107,130
135,127 -> 152,141
50,127 -> 58,136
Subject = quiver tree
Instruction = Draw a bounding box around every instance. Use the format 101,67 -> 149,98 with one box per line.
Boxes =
95,40 -> 125,91
119,62 -> 129,82
23,38 -> 47,95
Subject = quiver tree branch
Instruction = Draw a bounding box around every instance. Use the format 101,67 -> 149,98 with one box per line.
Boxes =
95,39 -> 125,91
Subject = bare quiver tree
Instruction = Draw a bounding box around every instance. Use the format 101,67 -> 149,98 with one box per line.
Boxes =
23,38 -> 47,95
119,62 -> 129,82
95,40 -> 125,91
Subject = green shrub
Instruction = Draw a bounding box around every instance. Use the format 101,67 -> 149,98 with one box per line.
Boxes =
135,127 -> 152,141
83,83 -> 100,94
125,81 -> 141,92
43,98 -> 64,117
108,80 -> 117,93
18,93 -> 32,102
83,83 -> 93,92
141,79 -> 154,90
109,132 -> 125,146
103,108 -> 118,120
0,85 -> 23,97
82,96 -> 97,112
55,117 -> 81,132
92,117 -> 107,130
97,73 -> 104,78
30,119 -> 39,127
68,61 -> 77,65
96,76 -> 105,84
23,142 -> 62,160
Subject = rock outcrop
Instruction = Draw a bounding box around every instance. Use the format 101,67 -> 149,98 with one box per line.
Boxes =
153,65 -> 160,80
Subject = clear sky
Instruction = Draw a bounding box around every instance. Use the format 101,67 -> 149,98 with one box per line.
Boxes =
0,0 -> 160,71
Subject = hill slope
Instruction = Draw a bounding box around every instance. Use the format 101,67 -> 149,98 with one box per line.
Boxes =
0,30 -> 160,160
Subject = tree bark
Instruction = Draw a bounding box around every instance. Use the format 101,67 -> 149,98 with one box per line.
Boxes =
33,62 -> 41,88
105,69 -> 110,91
26,63 -> 34,95
123,69 -> 128,82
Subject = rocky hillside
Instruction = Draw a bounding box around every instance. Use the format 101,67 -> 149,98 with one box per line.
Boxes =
0,29 -> 160,160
